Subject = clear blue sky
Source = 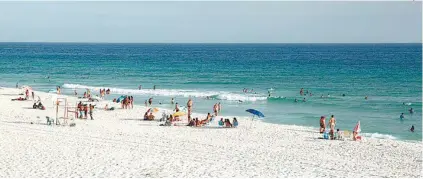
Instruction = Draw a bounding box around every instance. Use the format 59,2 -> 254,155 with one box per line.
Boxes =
0,1 -> 421,43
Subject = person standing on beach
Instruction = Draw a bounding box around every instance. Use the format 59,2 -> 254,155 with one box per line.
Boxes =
319,116 -> 326,133
139,85 -> 142,90
213,103 -> 218,116
329,115 -> 336,139
31,91 -> 34,100
175,103 -> 180,112
84,105 -> 88,119
25,89 -> 29,99
89,104 -> 95,120
148,98 -> 153,106
187,98 -> 193,116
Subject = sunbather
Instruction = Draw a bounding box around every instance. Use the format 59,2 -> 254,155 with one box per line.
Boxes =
11,97 -> 27,101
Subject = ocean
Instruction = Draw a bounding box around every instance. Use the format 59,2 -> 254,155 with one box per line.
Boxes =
0,42 -> 421,141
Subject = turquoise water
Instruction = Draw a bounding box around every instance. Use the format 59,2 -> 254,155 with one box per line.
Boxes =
0,43 -> 421,141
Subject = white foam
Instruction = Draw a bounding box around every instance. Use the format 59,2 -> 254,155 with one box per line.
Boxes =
362,132 -> 397,140
62,83 -> 268,102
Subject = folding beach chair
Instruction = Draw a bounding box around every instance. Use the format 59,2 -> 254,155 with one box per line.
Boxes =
343,130 -> 352,140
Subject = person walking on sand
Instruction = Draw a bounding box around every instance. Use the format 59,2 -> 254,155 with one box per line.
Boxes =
319,116 -> 326,133
329,115 -> 336,139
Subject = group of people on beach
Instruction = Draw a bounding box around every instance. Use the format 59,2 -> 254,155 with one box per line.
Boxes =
77,101 -> 95,120
318,115 -> 355,140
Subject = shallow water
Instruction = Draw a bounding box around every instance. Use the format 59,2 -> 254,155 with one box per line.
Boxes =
0,43 -> 421,141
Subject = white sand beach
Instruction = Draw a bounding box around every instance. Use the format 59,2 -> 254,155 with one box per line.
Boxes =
0,87 -> 421,178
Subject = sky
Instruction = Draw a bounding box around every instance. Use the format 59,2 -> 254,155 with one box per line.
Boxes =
0,1 -> 421,43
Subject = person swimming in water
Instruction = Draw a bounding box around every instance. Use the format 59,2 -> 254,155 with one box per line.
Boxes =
410,125 -> 415,132
400,113 -> 405,120
342,94 -> 345,97
303,98 -> 306,102
294,99 -> 298,103
409,108 -> 414,114
365,96 -> 368,100
268,90 -> 271,97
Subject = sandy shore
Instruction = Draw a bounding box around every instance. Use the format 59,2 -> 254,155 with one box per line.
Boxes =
0,87 -> 421,177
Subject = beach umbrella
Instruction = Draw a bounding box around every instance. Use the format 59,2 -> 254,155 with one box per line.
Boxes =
173,111 -> 186,117
246,109 -> 264,129
245,109 -> 265,118
353,121 -> 361,133
149,108 -> 159,113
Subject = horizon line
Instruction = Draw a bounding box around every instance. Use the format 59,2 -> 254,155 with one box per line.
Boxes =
0,42 -> 422,44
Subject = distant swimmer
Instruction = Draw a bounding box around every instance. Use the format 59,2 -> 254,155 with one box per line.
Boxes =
171,98 -> 175,104
238,100 -> 243,103
300,88 -> 304,96
327,94 -> 330,98
268,91 -> 271,97
15,82 -> 18,89
320,95 -> 324,98
365,96 -> 368,100
400,113 -> 405,120
148,98 -> 153,105
309,93 -> 312,96
139,85 -> 142,90
303,98 -> 306,102
342,94 -> 346,97
403,102 -> 411,106
294,99 -> 298,103
409,108 -> 414,114
410,125 -> 415,132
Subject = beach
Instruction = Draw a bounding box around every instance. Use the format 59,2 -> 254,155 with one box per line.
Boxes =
0,87 -> 421,178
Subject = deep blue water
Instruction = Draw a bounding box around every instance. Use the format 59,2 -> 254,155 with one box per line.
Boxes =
0,43 -> 421,141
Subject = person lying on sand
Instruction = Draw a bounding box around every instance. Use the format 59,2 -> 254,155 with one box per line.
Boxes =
11,97 -> 27,101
